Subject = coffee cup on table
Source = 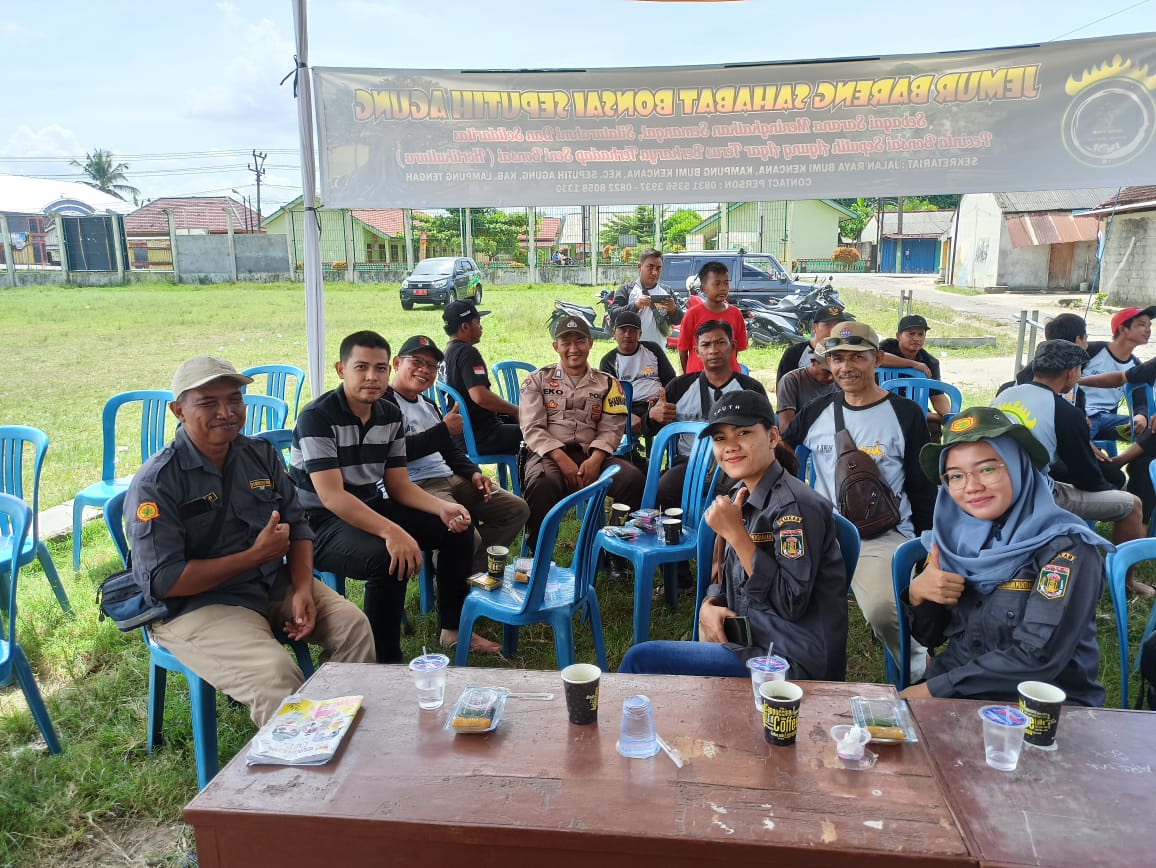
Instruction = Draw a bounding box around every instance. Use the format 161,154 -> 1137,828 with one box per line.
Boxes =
561,663 -> 601,725
486,545 -> 509,578
1018,681 -> 1065,750
760,680 -> 803,747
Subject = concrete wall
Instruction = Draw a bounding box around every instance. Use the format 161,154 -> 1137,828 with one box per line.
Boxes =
952,193 -> 1001,288
234,234 -> 290,275
1103,212 -> 1156,306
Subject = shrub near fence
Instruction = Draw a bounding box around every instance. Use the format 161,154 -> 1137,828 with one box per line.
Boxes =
794,259 -> 872,273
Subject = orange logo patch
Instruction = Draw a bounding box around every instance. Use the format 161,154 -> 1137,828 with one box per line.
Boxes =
136,502 -> 159,522
949,416 -> 977,433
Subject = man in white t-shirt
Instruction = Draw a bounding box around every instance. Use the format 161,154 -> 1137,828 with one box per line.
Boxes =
385,335 -> 529,580
1081,306 -> 1156,440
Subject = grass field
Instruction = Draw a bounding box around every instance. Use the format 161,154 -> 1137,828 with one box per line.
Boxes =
0,280 -> 1151,866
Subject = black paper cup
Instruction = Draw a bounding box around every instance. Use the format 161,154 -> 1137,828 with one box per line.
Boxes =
1018,681 -> 1065,749
760,680 -> 802,746
486,545 -> 509,579
610,503 -> 632,527
561,663 -> 601,725
661,517 -> 682,545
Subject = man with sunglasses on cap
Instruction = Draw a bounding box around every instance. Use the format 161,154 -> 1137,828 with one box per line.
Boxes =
520,315 -> 645,552
782,321 -> 936,681
442,299 -> 522,457
126,356 -> 375,728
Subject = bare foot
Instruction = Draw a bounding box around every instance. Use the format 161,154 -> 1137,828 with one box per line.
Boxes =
1127,578 -> 1156,598
440,629 -> 502,654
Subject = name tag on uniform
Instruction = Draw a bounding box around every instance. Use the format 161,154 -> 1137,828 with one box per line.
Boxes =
249,478 -> 273,491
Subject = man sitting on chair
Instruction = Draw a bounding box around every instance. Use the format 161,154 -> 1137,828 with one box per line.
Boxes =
385,334 -> 530,576
125,356 -> 375,727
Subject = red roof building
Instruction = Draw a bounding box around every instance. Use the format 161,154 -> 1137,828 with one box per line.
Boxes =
125,197 -> 262,235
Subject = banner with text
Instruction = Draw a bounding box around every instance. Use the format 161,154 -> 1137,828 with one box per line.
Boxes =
314,33 -> 1156,207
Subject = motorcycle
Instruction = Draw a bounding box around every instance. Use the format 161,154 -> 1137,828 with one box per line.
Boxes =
549,289 -> 614,340
762,277 -> 844,336
735,298 -> 811,347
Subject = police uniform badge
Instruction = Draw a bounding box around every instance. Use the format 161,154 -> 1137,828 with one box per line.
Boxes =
602,379 -> 627,415
778,528 -> 804,560
1035,563 -> 1070,600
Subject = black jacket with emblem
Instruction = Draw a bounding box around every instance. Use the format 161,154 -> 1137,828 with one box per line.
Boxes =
905,534 -> 1104,706
707,461 -> 848,680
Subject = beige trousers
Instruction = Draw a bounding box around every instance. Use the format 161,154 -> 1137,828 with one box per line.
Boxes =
148,579 -> 375,726
851,530 -> 928,682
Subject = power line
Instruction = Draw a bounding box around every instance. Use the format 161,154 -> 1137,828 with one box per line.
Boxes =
1048,0 -> 1151,41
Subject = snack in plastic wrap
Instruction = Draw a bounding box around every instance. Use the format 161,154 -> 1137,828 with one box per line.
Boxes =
444,685 -> 510,733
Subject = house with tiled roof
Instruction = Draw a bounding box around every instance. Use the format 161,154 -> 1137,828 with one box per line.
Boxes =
1082,187 -> 1156,307
685,200 -> 855,268
518,215 -> 562,249
124,196 -> 262,235
951,188 -> 1116,291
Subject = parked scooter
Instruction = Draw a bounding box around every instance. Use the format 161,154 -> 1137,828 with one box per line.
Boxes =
735,298 -> 811,346
758,278 -> 844,337
549,290 -> 614,340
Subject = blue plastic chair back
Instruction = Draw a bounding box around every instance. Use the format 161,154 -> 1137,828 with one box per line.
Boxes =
433,380 -> 520,495
1105,538 -> 1156,708
455,467 -> 617,669
833,513 -> 861,591
0,492 -> 62,753
242,364 -> 305,419
242,394 -> 289,436
99,390 -> 174,483
884,537 -> 928,689
876,367 -> 927,385
739,363 -> 750,375
881,377 -> 962,416
638,421 -> 708,510
793,443 -> 817,486
614,380 -> 637,457
1125,382 -> 1155,442
0,426 -> 71,613
491,360 -> 536,405
691,520 -> 718,641
254,428 -> 294,467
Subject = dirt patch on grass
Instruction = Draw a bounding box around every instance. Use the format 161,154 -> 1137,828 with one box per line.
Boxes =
42,820 -> 192,867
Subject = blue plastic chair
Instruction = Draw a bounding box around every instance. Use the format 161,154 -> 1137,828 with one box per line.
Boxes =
739,363 -> 750,375
793,443 -> 817,486
613,380 -> 637,458
455,467 -> 618,669
0,427 -> 71,614
242,364 -> 305,420
490,360 -> 536,406
1105,538 -> 1156,709
881,378 -> 963,418
72,390 -> 173,570
883,537 -> 928,689
104,490 -> 314,788
0,493 -> 63,753
597,421 -> 717,645
241,394 -> 289,436
433,381 -> 520,496
254,428 -> 294,463
834,512 -> 861,592
876,367 -> 928,385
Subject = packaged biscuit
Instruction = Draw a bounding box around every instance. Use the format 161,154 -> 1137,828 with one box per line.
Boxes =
444,685 -> 510,734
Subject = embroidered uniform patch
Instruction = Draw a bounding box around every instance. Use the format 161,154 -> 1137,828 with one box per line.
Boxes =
546,399 -> 558,411
779,529 -> 804,560
136,502 -> 159,522
775,514 -> 803,527
472,366 -> 486,376
249,478 -> 273,491
1035,564 -> 1070,599
603,379 -> 627,414
949,416 -> 977,433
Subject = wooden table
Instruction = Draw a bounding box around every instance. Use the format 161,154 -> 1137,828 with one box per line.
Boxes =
909,698 -> 1156,867
186,664 -> 974,868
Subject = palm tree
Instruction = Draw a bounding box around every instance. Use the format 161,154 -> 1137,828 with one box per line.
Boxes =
70,149 -> 141,202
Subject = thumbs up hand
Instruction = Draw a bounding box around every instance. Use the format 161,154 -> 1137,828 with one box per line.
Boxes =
252,510 -> 291,563
909,544 -> 966,606
444,401 -> 464,436
649,393 -> 678,425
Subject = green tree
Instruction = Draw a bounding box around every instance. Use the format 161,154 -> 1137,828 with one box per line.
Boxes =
838,198 -> 876,241
599,206 -> 704,250
413,208 -> 530,259
662,208 -> 702,250
70,149 -> 141,202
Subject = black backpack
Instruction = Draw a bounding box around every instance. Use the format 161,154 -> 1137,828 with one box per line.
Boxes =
832,396 -> 902,540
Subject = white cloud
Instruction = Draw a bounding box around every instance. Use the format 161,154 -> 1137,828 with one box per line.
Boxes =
0,125 -> 84,173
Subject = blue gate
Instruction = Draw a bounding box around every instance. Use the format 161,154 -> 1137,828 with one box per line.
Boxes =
880,238 -> 938,274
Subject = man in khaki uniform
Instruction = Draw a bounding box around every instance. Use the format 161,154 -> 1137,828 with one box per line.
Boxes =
520,316 -> 645,551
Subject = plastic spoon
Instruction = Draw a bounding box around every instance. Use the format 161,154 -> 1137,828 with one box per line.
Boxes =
655,733 -> 684,769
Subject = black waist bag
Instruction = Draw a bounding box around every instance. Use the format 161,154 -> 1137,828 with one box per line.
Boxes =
97,557 -> 169,631
832,397 -> 901,540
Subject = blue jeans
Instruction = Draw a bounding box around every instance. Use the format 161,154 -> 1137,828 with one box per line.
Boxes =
618,640 -> 750,677
1088,411 -> 1131,441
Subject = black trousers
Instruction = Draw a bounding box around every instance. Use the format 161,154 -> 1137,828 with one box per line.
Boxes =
311,500 -> 473,664
474,422 -> 523,456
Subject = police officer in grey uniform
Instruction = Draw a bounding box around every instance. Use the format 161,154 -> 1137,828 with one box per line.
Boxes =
520,315 -> 645,552
899,407 -> 1107,706
619,391 -> 848,680
126,356 -> 375,727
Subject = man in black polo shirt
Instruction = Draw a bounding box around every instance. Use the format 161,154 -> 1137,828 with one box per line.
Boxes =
127,356 -> 375,727
878,314 -> 950,439
290,331 -> 477,663
442,299 -> 522,456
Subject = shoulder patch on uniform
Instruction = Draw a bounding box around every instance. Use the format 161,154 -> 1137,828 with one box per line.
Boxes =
1035,564 -> 1070,599
603,379 -> 627,415
136,502 -> 159,522
779,528 -> 804,560
1055,551 -> 1076,562
249,478 -> 273,491
775,514 -> 803,527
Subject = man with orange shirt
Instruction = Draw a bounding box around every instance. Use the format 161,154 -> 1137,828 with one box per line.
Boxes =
677,262 -> 748,374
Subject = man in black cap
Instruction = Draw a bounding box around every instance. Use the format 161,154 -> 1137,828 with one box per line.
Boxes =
774,305 -> 854,386
619,390 -> 847,680
386,335 -> 530,582
598,308 -> 678,440
993,339 -> 1151,595
520,315 -> 644,552
879,314 -> 950,439
442,299 -> 522,457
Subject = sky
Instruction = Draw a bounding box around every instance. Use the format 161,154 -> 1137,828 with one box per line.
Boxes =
2,0 -> 1152,215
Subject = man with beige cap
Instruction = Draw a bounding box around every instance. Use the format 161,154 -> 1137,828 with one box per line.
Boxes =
125,356 -> 375,727
780,322 -> 936,681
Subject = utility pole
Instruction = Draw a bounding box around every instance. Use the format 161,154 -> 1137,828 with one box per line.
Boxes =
248,150 -> 267,226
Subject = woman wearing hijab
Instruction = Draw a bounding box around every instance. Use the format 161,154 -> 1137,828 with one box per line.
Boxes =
899,407 -> 1107,706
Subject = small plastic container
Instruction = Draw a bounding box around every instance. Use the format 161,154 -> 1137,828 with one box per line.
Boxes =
830,724 -> 876,770
444,685 -> 510,734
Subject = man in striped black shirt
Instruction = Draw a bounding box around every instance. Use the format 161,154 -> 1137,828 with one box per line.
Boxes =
290,330 -> 476,663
